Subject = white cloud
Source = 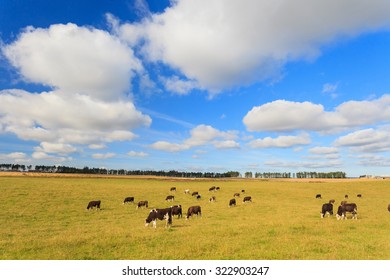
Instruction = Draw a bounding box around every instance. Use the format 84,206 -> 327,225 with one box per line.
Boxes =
0,152 -> 28,161
118,0 -> 390,92
249,133 -> 311,148
32,151 -> 71,162
243,95 -> 390,133
92,153 -> 116,159
322,83 -> 338,93
34,142 -> 77,155
160,75 -> 199,95
264,159 -> 343,169
334,126 -> 390,152
309,146 -> 339,154
150,124 -> 239,152
128,151 -> 149,157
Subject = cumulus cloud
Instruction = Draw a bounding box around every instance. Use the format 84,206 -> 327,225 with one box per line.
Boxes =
334,126 -> 390,152
309,146 -> 339,154
243,95 -> 390,133
0,23 -> 152,159
128,151 -> 149,157
249,133 -> 311,148
150,124 -> 239,152
118,0 -> 390,92
0,152 -> 28,162
92,153 -> 116,159
160,75 -> 199,95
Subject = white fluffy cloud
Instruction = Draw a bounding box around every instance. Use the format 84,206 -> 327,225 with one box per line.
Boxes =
150,124 -> 239,152
118,0 -> 390,92
243,95 -> 390,133
3,23 -> 142,101
249,133 -> 311,148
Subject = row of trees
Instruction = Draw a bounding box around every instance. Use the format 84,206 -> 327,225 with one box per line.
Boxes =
1,163 -> 346,178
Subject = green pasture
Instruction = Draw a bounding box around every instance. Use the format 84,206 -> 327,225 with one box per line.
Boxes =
0,175 -> 389,260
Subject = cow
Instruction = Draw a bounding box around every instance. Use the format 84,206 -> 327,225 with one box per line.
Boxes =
209,186 -> 216,192
316,194 -> 322,199
229,198 -> 236,207
165,195 -> 175,202
171,205 -> 182,218
388,204 -> 390,212
357,194 -> 362,198
345,194 -> 349,199
145,208 -> 172,228
243,196 -> 252,203
209,196 -> 216,202
184,189 -> 190,194
336,203 -> 358,220
329,199 -> 335,204
241,189 -> 245,193
234,193 -> 240,198
196,194 -> 201,200
137,200 -> 148,209
320,203 -> 333,218
123,197 -> 134,204
87,200 -> 101,210
215,187 -> 220,191
170,187 -> 176,192
191,191 -> 199,196
186,206 -> 201,219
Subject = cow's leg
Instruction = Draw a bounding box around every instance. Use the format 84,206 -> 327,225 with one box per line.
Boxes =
321,212 -> 324,218
152,220 -> 156,229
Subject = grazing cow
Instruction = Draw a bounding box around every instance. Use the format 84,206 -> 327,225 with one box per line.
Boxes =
229,198 -> 236,207
87,200 -> 101,210
329,199 -> 335,204
145,208 -> 172,228
209,196 -> 216,202
123,197 -> 134,204
336,203 -> 358,220
196,194 -> 201,200
191,191 -> 199,196
137,200 -> 148,209
316,194 -> 322,199
234,193 -> 240,197
243,196 -> 252,203
345,194 -> 349,199
215,187 -> 220,191
320,203 -> 333,218
170,187 -> 176,192
165,195 -> 175,202
357,194 -> 362,198
209,186 -> 216,192
184,189 -> 190,194
171,205 -> 182,218
186,206 -> 202,219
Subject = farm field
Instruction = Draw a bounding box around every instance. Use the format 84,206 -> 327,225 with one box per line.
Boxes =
0,173 -> 389,260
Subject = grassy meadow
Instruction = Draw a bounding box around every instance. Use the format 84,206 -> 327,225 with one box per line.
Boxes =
0,173 -> 389,260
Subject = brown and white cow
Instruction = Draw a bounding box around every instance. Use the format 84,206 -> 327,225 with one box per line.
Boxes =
170,187 -> 176,192
186,206 -> 202,219
145,208 -> 172,228
234,193 -> 240,198
165,195 -> 175,202
243,196 -> 252,203
336,202 -> 357,220
137,200 -> 148,209
209,196 -> 216,202
209,186 -> 216,192
171,205 -> 182,218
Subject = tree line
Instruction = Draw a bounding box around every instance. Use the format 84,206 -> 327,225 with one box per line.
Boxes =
1,163 -> 347,178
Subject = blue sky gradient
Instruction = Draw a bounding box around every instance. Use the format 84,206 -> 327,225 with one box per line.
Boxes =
1,0 -> 390,177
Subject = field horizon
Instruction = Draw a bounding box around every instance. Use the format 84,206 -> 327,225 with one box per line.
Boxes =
0,173 -> 389,260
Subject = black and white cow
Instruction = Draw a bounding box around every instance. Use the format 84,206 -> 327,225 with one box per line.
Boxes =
123,197 -> 134,204
196,194 -> 201,200
186,206 -> 202,219
171,205 -> 182,218
87,200 -> 101,210
209,196 -> 216,202
229,198 -> 236,207
243,196 -> 252,203
320,203 -> 333,218
166,195 -> 175,202
184,189 -> 190,194
316,194 -> 322,199
145,208 -> 172,228
137,200 -> 148,209
215,187 -> 220,191
192,191 -> 199,196
336,202 -> 358,220
170,187 -> 176,192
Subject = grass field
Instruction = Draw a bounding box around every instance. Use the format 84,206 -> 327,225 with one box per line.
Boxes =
0,173 -> 389,260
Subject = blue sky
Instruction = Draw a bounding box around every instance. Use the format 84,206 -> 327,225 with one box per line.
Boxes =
1,0 -> 390,177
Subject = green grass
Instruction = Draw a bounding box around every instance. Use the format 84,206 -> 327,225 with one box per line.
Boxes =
0,175 -> 389,260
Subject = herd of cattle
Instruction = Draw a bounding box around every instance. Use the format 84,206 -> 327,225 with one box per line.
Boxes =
86,186 -> 253,228
86,187 -> 390,228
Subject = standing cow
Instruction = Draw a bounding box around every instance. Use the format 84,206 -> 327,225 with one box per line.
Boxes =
145,208 -> 172,228
171,205 -> 182,218
166,195 -> 175,202
87,200 -> 101,210
137,201 -> 148,209
170,187 -> 176,192
229,198 -> 236,207
186,206 -> 202,219
336,202 -> 358,220
243,196 -> 252,203
123,197 -> 134,204
320,203 -> 333,218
